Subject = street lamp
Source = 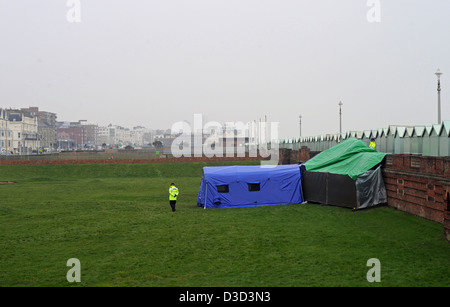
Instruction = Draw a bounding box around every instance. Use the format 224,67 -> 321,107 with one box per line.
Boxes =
435,69 -> 443,124
299,115 -> 302,138
338,101 -> 343,134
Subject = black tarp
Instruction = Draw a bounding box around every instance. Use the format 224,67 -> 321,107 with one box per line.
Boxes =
300,163 -> 387,210
301,166 -> 357,208
355,165 -> 387,209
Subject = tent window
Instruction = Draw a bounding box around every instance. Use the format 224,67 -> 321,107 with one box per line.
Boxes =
216,185 -> 229,193
248,183 -> 260,192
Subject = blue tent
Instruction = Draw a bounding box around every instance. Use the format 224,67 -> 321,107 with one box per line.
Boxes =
197,164 -> 303,209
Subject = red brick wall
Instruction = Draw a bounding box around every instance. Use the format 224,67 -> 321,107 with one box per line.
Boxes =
445,211 -> 450,242
278,147 -> 319,165
382,155 -> 449,224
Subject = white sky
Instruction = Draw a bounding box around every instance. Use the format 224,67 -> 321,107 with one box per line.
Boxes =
1,0 -> 449,138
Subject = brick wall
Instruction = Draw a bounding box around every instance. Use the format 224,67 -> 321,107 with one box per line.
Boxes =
278,147 -> 320,165
445,209 -> 450,242
382,155 -> 449,224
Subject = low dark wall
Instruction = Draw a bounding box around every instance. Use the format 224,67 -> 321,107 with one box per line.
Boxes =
0,155 -> 265,165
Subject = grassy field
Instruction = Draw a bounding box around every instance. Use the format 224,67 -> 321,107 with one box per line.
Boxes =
0,161 -> 449,287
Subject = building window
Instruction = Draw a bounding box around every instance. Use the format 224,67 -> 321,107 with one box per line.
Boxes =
216,185 -> 229,193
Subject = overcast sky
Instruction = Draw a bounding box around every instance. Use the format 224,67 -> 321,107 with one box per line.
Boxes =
1,0 -> 449,138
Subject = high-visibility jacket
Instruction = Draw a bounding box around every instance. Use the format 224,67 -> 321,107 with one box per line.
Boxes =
369,141 -> 376,149
169,186 -> 179,200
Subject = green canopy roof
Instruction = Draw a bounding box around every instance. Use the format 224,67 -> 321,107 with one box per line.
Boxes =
303,137 -> 386,180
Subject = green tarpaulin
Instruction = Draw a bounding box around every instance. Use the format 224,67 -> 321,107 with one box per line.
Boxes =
303,137 -> 386,180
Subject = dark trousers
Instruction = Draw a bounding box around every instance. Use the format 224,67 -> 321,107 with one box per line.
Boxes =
169,200 -> 176,212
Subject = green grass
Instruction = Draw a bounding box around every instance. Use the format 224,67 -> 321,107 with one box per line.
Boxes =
0,161 -> 449,287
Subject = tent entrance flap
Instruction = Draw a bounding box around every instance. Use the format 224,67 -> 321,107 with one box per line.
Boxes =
302,171 -> 356,208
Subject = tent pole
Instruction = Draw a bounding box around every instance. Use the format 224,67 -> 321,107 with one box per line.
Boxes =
204,184 -> 207,209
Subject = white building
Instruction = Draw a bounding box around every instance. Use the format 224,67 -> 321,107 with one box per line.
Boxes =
131,126 -> 153,146
96,125 -> 129,147
97,125 -> 151,147
0,109 -> 12,154
96,126 -> 110,146
0,109 -> 39,154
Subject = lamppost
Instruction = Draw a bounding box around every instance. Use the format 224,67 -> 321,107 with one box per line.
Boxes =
299,115 -> 302,138
435,69 -> 443,124
338,101 -> 343,134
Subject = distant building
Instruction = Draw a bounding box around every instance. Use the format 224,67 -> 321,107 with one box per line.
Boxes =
55,130 -> 76,150
56,120 -> 98,150
154,129 -> 175,150
132,126 -> 153,146
96,125 -> 151,147
0,109 -> 39,154
0,109 -> 11,154
57,125 -> 83,150
21,107 -> 57,151
96,125 -> 110,147
79,120 -> 98,148
38,121 -> 56,150
96,124 -> 123,147
113,125 -> 130,146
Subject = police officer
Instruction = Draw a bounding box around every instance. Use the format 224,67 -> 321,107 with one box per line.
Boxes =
369,138 -> 376,149
169,183 -> 179,212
